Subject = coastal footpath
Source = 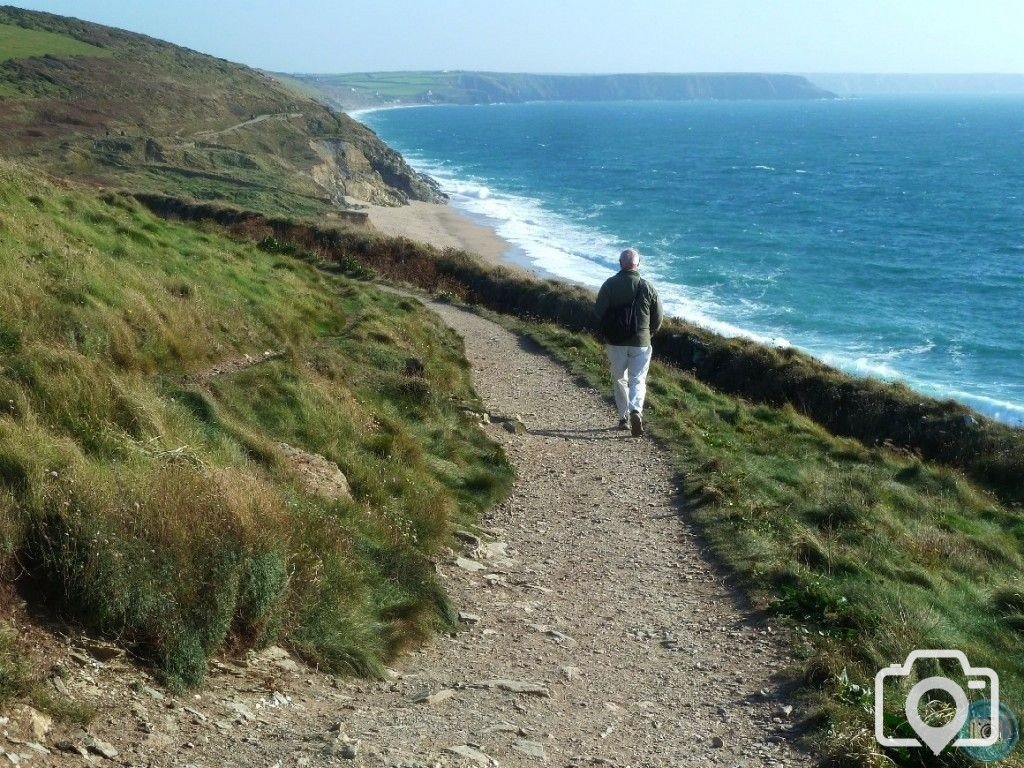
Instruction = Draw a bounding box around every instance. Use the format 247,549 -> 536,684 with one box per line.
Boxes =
2,7 -> 1023,768
0,287 -> 811,767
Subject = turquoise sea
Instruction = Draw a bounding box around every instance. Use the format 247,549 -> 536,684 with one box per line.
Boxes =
357,97 -> 1024,424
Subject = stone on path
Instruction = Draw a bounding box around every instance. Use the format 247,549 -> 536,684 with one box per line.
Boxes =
455,557 -> 486,572
512,739 -> 547,759
471,679 -> 550,697
224,701 -> 256,722
83,735 -> 119,760
413,688 -> 455,706
503,415 -> 527,434
454,529 -> 482,547
24,708 -> 51,741
446,744 -> 494,766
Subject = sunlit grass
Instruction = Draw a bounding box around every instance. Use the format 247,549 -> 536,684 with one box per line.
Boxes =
0,160 -> 512,701
0,22 -> 109,63
518,320 -> 1024,767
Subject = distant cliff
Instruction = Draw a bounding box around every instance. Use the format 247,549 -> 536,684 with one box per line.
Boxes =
805,73 -> 1024,96
290,71 -> 836,110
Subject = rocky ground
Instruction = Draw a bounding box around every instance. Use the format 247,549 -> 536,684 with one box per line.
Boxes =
2,297 -> 813,767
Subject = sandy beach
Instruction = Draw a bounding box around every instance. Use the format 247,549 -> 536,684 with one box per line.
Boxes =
364,200 -> 542,277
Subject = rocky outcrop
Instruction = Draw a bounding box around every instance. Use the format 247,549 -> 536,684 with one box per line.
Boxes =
360,139 -> 446,205
310,133 -> 444,207
277,442 -> 352,502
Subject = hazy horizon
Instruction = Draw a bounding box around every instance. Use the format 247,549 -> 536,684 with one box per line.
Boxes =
297,69 -> 1023,76
296,71 -> 1024,98
9,1 -> 1024,76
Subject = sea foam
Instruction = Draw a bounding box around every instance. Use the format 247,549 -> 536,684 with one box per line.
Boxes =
411,153 -> 1023,425
356,102 -> 1024,426
409,154 -> 621,287
407,153 -> 1009,405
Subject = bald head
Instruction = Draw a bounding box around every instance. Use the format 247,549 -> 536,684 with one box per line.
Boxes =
619,248 -> 640,270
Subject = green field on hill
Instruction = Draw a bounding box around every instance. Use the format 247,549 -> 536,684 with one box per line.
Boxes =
0,21 -> 109,62
333,72 -> 455,94
293,70 -> 835,109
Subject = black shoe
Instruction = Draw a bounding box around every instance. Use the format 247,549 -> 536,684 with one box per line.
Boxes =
617,417 -> 629,430
630,410 -> 644,437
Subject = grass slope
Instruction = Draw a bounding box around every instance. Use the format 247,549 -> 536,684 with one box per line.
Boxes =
517,320 -> 1024,767
139,202 -> 1024,766
0,159 -> 511,700
0,21 -> 108,62
0,7 -> 439,214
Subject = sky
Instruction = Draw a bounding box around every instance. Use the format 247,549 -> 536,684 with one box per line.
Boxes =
10,1 -> 1024,74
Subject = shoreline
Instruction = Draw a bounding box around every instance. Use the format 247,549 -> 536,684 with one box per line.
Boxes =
364,199 -> 552,280
350,101 -> 1024,426
363,197 -> 1024,427
347,102 -> 446,120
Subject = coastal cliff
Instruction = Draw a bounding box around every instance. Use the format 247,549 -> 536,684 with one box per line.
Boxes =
290,71 -> 835,110
0,6 -> 443,213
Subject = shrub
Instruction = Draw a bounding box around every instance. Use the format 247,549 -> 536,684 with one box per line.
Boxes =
130,192 -> 1024,505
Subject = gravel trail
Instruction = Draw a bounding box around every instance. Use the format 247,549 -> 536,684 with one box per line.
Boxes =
320,298 -> 812,767
20,297 -> 812,768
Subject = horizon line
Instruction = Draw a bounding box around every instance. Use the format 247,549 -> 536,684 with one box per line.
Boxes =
284,68 -> 1024,77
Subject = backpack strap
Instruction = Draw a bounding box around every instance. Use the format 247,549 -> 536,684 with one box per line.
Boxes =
631,278 -> 646,307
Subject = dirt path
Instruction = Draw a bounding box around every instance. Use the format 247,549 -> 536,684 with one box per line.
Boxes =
193,112 -> 303,139
17,298 -> 811,767
188,349 -> 285,383
321,298 -> 813,767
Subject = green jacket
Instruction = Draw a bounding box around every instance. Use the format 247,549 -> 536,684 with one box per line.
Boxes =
594,269 -> 664,347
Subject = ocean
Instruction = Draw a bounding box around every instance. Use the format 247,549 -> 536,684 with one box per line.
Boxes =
356,97 -> 1024,425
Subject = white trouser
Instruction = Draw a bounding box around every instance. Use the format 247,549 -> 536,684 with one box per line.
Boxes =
606,345 -> 653,417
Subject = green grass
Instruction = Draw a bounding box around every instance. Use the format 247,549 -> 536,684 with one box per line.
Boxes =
0,21 -> 109,62
317,72 -> 459,97
113,190 -> 1024,766
0,160 -> 512,699
508,320 -> 1024,766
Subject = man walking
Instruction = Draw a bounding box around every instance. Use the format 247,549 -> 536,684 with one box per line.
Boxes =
595,248 -> 664,436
